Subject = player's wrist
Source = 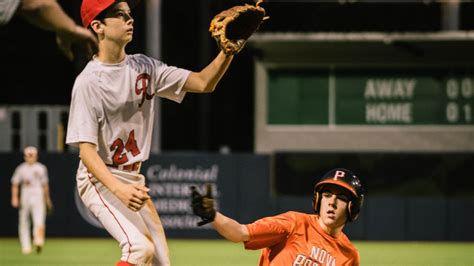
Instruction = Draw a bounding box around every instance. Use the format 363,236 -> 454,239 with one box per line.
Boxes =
109,180 -> 125,195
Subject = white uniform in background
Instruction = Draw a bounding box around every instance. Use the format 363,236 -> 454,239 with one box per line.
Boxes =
11,159 -> 49,253
66,54 -> 189,265
0,0 -> 20,25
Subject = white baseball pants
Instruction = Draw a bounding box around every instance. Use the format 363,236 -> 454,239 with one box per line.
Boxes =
76,162 -> 170,266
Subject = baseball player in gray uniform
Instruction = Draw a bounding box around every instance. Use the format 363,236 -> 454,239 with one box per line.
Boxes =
10,146 -> 53,254
66,0 -> 236,265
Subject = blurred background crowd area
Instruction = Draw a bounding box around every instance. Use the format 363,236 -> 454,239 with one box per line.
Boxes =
0,0 -> 473,241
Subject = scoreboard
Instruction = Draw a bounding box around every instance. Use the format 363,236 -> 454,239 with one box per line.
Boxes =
251,32 -> 474,152
268,68 -> 474,126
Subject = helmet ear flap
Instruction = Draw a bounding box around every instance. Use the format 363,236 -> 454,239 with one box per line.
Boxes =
312,191 -> 321,214
347,201 -> 354,222
347,194 -> 364,222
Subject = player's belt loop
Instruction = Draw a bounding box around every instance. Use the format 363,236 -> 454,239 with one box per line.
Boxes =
106,161 -> 141,172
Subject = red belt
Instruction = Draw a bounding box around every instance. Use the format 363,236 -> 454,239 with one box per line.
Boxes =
107,161 -> 141,172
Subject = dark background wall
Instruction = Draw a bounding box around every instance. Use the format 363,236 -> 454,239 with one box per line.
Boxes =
2,1 -> 474,152
1,153 -> 472,241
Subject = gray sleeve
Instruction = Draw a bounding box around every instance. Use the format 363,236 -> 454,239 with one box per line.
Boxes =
152,58 -> 190,103
66,79 -> 100,147
0,0 -> 20,25
11,165 -> 22,185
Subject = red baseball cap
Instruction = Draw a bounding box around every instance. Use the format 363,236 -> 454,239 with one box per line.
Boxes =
81,0 -> 140,28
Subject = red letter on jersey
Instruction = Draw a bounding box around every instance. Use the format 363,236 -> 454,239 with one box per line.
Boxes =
135,73 -> 154,107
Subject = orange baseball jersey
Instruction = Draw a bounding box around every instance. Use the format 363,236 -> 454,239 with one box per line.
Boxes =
244,211 -> 360,266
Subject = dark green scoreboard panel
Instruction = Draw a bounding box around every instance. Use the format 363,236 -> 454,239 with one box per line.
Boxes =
268,68 -> 474,126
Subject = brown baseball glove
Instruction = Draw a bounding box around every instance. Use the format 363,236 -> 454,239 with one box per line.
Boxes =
209,1 -> 268,55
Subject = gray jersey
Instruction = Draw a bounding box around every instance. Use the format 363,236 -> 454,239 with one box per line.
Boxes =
66,54 -> 190,165
0,0 -> 20,25
11,162 -> 48,198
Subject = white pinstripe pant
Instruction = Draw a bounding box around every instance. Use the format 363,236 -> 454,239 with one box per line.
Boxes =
76,162 -> 170,266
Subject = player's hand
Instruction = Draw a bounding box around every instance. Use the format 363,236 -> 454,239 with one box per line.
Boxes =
190,183 -> 216,226
11,197 -> 19,208
115,183 -> 150,212
56,25 -> 98,61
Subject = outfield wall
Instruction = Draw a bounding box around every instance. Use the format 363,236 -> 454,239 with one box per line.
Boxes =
0,153 -> 472,241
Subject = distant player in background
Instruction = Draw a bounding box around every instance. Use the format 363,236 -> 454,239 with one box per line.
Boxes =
191,168 -> 365,266
10,146 -> 53,255
65,0 -> 237,265
0,0 -> 97,60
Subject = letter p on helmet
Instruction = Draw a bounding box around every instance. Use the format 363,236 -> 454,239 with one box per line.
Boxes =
334,170 -> 345,180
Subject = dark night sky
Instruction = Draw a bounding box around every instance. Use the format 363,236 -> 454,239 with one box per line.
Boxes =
1,1 -> 474,151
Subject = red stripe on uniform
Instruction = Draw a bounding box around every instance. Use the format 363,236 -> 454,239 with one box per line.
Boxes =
88,173 -> 133,262
116,260 -> 134,266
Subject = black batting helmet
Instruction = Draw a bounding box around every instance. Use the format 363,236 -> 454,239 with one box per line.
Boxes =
312,168 -> 365,222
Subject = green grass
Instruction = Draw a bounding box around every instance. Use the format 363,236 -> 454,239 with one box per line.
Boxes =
356,241 -> 473,266
0,238 -> 472,265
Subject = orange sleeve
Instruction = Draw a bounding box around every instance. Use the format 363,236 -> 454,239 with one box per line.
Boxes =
244,211 -> 297,250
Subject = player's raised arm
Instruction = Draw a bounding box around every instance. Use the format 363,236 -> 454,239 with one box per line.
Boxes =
183,51 -> 233,93
19,0 -> 76,31
18,0 -> 97,60
182,1 -> 267,94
